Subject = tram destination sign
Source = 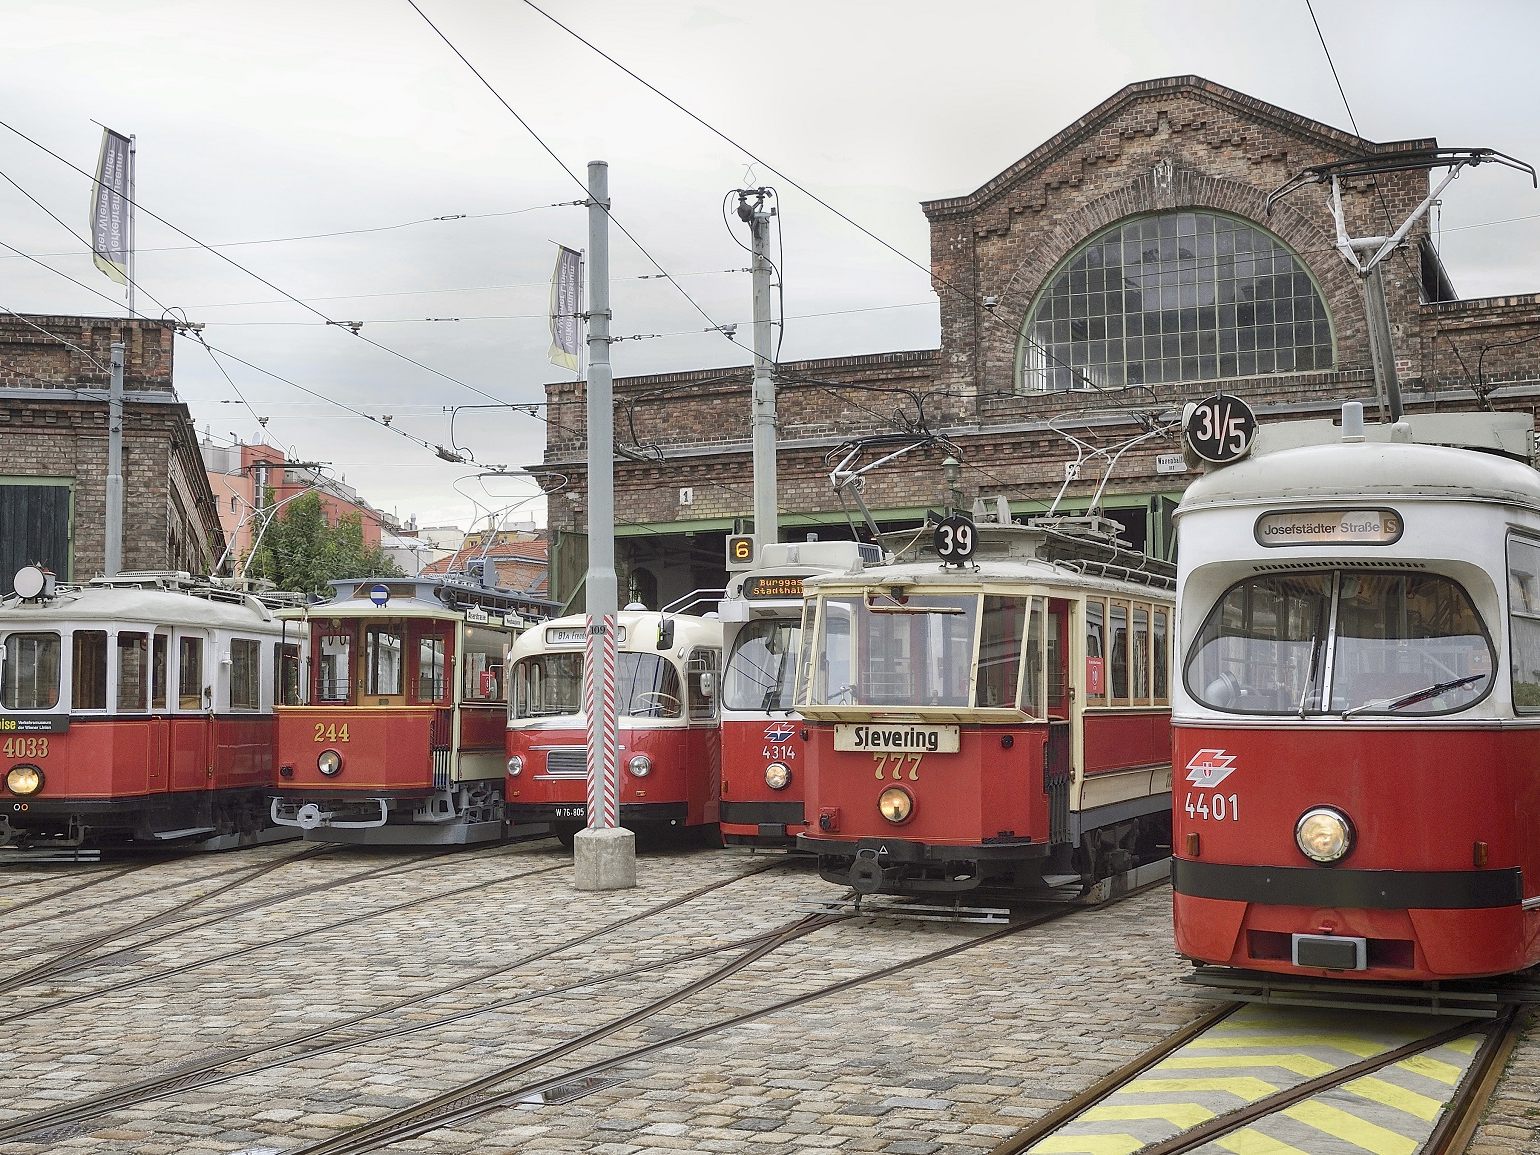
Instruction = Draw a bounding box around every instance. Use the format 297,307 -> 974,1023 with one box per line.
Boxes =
834,724 -> 960,753
1256,508 -> 1403,547
742,575 -> 806,600
545,624 -> 628,646
0,715 -> 69,733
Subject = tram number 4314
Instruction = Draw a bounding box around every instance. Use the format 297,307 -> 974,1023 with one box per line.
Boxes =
1184,791 -> 1239,821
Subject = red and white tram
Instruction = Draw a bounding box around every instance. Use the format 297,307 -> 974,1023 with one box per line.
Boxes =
794,510 -> 1175,896
0,567 -> 303,856
505,607 -> 723,845
269,575 -> 547,845
1172,399 -> 1540,980
719,540 -> 878,849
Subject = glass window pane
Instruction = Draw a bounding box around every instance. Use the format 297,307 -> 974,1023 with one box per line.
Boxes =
725,618 -> 802,711
153,634 -> 168,709
72,631 -> 108,711
230,639 -> 261,711
513,652 -> 583,718
117,632 -> 149,711
976,596 -> 1027,709
318,630 -> 352,702
275,642 -> 302,706
365,625 -> 403,696
1,632 -> 61,710
462,626 -> 505,702
178,636 -> 204,710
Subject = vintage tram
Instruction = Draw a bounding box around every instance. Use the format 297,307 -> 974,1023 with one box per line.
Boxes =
0,566 -> 303,856
718,540 -> 878,849
269,573 -> 547,845
793,506 -> 1175,897
1172,399 -> 1540,981
504,606 -> 723,845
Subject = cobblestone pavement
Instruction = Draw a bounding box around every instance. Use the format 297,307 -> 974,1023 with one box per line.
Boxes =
0,838 -> 1535,1155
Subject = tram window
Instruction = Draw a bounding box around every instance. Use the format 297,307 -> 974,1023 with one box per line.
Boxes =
178,636 -> 204,710
812,600 -> 854,705
1188,571 -> 1490,716
318,631 -> 353,702
792,600 -> 817,708
686,648 -> 720,722
1022,598 -> 1046,717
1510,537 -> 1540,712
620,653 -> 682,718
416,633 -> 447,703
230,639 -> 261,711
1153,608 -> 1169,702
1085,599 -> 1107,704
976,596 -> 1027,709
512,652 -> 583,718
152,634 -> 169,710
117,632 -> 149,711
1132,606 -> 1151,703
1109,602 -> 1130,703
365,625 -> 403,696
73,630 -> 108,711
462,626 -> 505,702
826,593 -> 976,708
725,619 -> 800,712
0,632 -> 60,710
274,642 -> 302,706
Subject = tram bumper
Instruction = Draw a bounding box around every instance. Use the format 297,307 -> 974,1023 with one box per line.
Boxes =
797,834 -> 1044,894
270,796 -> 388,830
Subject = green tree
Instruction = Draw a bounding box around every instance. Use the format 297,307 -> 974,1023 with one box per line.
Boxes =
244,491 -> 402,596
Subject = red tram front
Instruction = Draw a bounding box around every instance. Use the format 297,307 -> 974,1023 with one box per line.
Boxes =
719,541 -> 877,849
794,516 -> 1174,896
0,568 -> 302,856
270,576 -> 547,845
1172,403 -> 1540,980
505,608 -> 722,844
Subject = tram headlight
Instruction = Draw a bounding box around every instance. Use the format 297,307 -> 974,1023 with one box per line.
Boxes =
878,786 -> 914,825
1295,807 -> 1353,863
317,749 -> 344,777
764,763 -> 792,791
506,755 -> 524,777
5,765 -> 42,796
627,754 -> 652,778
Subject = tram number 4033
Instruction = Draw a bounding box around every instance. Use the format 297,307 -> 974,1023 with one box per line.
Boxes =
1184,791 -> 1239,821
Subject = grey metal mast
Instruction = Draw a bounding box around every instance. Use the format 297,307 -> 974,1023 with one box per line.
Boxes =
738,189 -> 779,551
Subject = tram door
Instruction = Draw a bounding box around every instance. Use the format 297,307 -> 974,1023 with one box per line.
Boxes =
168,630 -> 211,793
363,621 -> 406,707
1045,599 -> 1072,843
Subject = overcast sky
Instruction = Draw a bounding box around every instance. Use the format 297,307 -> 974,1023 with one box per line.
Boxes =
4,1 -> 1538,533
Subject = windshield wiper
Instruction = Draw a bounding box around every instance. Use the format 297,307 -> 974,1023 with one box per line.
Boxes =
1340,674 -> 1485,718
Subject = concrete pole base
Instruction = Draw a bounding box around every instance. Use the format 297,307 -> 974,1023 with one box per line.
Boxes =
573,826 -> 637,891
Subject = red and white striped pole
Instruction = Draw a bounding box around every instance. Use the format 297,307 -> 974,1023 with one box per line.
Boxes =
574,159 -> 635,889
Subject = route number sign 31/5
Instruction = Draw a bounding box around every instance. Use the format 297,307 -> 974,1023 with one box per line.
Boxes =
1184,394 -> 1257,464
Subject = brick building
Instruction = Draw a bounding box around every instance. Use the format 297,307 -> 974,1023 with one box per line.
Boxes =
533,75 -> 1540,607
0,315 -> 224,592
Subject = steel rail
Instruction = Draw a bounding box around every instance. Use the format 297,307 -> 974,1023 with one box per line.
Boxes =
293,883 -> 1172,1155
1422,1003 -> 1525,1155
0,858 -> 791,1141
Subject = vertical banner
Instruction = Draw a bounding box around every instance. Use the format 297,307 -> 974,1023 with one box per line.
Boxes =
90,127 -> 132,286
548,243 -> 582,371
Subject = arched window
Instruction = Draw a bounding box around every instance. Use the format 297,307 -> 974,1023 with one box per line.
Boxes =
1019,211 -> 1333,392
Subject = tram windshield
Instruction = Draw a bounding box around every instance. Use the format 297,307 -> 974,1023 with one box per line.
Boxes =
0,632 -> 60,710
800,597 -> 1041,714
1186,570 -> 1492,716
723,618 -> 800,713
512,652 -> 685,720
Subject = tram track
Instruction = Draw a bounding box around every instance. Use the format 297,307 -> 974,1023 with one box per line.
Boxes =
0,850 -> 568,1020
0,859 -> 794,1144
987,1000 -> 1525,1155
0,859 -> 167,918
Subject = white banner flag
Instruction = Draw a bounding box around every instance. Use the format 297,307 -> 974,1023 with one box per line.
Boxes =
90,128 -> 132,286
548,244 -> 582,372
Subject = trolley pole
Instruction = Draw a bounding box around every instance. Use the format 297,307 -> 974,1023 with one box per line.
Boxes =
739,188 -> 779,551
575,159 -> 636,891
105,341 -> 125,578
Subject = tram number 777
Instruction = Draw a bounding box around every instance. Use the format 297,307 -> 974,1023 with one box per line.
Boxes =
874,753 -> 923,781
1184,791 -> 1239,821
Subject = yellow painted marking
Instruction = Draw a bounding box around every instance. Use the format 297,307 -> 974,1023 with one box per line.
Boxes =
1283,1100 -> 1418,1155
1080,1102 -> 1215,1127
1444,1034 -> 1481,1056
1341,1075 -> 1445,1123
1114,1076 -> 1281,1099
1397,1053 -> 1464,1086
1155,1053 -> 1335,1078
1185,1033 -> 1391,1058
1028,1134 -> 1144,1155
1214,1130 -> 1316,1155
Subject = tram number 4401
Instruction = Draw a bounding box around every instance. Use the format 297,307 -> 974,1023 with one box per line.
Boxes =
1184,791 -> 1239,821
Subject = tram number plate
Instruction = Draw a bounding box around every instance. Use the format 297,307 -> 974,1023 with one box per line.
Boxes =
553,805 -> 587,820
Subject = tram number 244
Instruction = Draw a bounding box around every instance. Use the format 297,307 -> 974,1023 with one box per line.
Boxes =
1184,790 -> 1239,821
314,723 -> 351,743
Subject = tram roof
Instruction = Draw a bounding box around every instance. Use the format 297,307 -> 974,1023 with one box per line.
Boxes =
1177,436 -> 1540,516
509,607 -> 724,658
0,581 -> 287,632
803,553 -> 1174,602
278,574 -> 554,624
